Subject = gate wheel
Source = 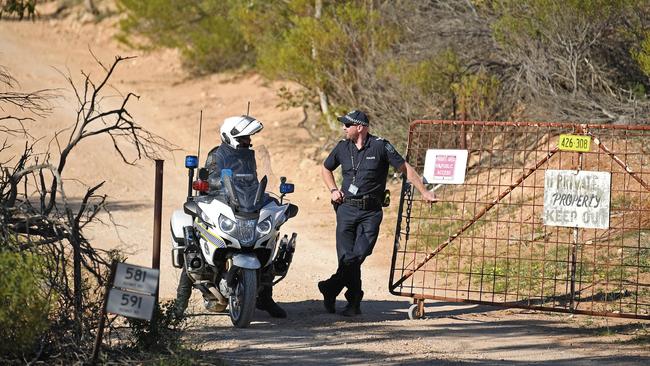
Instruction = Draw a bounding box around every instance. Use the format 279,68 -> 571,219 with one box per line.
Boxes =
407,300 -> 425,319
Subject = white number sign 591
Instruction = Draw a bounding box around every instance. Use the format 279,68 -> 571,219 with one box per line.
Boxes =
106,289 -> 155,320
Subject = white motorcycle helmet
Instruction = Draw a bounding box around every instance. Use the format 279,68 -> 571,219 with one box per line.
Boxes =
220,115 -> 264,149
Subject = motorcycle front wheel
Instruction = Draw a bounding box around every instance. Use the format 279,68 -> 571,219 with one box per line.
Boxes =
228,268 -> 257,328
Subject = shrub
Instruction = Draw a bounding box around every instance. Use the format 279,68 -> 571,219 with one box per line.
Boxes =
0,250 -> 55,357
127,300 -> 185,352
116,0 -> 252,74
0,0 -> 36,20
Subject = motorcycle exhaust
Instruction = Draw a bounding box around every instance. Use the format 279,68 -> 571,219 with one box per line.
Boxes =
195,281 -> 228,305
207,285 -> 228,305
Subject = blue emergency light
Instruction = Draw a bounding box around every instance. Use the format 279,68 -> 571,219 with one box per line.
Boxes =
185,155 -> 199,169
280,183 -> 295,194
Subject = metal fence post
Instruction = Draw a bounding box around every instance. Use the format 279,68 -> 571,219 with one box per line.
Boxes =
151,160 -> 163,332
91,260 -> 118,365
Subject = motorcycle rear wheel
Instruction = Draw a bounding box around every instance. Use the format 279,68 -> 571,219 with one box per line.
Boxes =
229,268 -> 257,328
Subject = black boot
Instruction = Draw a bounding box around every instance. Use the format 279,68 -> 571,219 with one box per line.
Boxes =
318,281 -> 337,314
256,286 -> 287,318
341,290 -> 363,317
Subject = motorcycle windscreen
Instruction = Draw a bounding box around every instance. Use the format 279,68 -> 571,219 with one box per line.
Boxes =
231,176 -> 261,212
220,147 -> 261,213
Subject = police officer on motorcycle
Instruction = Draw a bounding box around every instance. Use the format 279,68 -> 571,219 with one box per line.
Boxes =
175,115 -> 287,318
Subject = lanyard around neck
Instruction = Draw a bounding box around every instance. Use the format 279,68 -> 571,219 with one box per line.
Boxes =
349,143 -> 368,184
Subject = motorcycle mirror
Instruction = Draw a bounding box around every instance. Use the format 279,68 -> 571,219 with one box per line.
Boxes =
286,203 -> 299,219
184,201 -> 201,217
198,167 -> 209,180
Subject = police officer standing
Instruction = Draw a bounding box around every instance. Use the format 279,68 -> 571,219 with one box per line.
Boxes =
319,110 -> 436,316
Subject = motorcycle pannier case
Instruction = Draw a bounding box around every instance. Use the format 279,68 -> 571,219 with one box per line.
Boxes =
170,209 -> 193,268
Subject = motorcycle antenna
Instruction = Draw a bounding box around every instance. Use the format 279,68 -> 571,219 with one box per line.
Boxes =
197,110 -> 203,161
246,101 -> 250,116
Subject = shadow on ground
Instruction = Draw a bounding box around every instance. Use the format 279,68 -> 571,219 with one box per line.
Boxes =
180,300 -> 649,366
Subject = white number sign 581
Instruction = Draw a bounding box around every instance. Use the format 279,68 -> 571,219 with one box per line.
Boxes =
113,263 -> 159,294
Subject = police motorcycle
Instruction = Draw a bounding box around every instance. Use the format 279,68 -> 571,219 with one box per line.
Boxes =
170,155 -> 298,328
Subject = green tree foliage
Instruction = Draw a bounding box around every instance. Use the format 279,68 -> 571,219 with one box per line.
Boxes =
453,71 -> 500,121
116,0 -> 252,74
228,0 -> 298,50
116,0 -> 650,140
394,50 -> 499,121
117,0 -> 410,131
256,2 -> 397,100
0,250 -> 55,357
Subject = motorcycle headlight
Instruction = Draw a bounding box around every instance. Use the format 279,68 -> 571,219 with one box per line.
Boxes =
238,219 -> 257,247
256,217 -> 273,236
218,215 -> 236,234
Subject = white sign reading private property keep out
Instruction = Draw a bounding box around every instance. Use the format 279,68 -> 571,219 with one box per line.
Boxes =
543,170 -> 611,229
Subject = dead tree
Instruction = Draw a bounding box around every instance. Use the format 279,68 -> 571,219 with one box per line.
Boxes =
0,56 -> 172,360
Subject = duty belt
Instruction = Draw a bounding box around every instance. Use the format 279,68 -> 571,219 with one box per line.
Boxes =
343,195 -> 381,210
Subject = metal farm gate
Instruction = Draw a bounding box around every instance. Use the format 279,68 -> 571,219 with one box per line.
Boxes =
389,121 -> 650,320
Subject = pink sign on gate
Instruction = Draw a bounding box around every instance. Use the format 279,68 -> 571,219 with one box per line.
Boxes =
434,155 -> 456,179
423,149 -> 468,185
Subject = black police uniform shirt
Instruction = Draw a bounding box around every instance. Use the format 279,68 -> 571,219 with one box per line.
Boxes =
324,134 -> 405,199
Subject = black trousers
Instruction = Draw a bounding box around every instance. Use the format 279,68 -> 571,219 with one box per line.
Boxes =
322,203 -> 383,300
174,267 -> 193,315
335,203 -> 383,263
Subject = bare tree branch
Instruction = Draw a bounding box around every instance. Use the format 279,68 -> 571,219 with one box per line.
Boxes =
45,55 -> 173,214
0,55 -> 174,359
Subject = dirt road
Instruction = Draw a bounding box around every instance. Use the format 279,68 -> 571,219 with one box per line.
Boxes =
1,14 -> 648,365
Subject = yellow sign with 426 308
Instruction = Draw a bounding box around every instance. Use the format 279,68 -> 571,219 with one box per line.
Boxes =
558,134 -> 591,152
